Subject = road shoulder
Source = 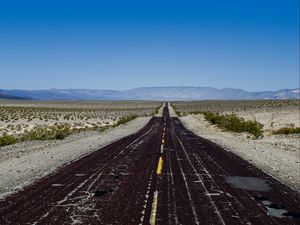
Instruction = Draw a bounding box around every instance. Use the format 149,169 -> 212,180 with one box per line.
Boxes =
179,114 -> 300,191
0,116 -> 151,198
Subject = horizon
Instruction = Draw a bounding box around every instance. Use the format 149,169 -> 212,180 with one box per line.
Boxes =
0,0 -> 299,91
1,86 -> 299,93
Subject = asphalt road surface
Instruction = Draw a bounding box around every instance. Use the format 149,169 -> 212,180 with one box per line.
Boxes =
0,104 -> 299,225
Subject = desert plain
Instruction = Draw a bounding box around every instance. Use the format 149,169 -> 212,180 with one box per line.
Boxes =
0,99 -> 299,199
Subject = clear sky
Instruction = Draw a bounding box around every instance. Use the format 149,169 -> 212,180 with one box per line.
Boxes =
0,0 -> 299,91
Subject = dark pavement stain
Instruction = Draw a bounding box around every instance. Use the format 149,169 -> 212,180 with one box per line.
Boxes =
225,176 -> 272,192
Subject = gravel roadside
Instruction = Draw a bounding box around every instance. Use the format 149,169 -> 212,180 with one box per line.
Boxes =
0,116 -> 152,198
179,113 -> 300,191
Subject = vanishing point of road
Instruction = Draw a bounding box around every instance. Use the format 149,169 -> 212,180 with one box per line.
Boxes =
0,104 -> 299,225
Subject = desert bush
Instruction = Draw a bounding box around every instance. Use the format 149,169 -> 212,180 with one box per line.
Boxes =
98,125 -> 111,132
171,100 -> 299,114
0,101 -> 162,140
272,127 -> 300,135
152,103 -> 163,115
0,134 -> 17,146
113,114 -> 138,127
203,111 -> 263,138
21,124 -> 72,141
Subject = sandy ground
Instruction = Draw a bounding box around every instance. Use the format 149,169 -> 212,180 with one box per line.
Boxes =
0,100 -> 161,136
0,118 -> 115,136
0,116 -> 151,198
179,113 -> 300,191
168,103 -> 178,117
232,108 -> 300,132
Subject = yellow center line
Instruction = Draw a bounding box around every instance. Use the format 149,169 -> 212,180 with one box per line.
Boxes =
156,157 -> 163,175
149,191 -> 158,225
149,125 -> 166,225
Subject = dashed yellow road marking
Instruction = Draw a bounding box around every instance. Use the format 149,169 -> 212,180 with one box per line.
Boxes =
149,125 -> 166,225
156,157 -> 163,175
150,191 -> 158,225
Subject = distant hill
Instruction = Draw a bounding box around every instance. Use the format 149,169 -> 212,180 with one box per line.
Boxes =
0,93 -> 31,100
0,87 -> 299,101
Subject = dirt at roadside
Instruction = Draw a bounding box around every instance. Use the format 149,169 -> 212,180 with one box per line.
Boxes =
0,117 -> 151,198
180,113 -> 300,191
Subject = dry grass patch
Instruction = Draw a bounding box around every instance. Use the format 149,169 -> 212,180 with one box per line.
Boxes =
203,111 -> 264,138
272,127 -> 300,135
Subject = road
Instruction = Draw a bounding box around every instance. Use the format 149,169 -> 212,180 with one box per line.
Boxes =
0,104 -> 299,225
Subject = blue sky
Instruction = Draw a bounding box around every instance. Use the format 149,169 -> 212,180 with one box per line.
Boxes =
0,0 -> 299,91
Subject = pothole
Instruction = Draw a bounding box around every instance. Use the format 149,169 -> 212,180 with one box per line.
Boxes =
254,195 -> 300,219
94,189 -> 114,198
282,212 -> 300,219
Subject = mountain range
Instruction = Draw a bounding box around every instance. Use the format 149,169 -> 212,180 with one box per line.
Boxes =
0,87 -> 299,101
